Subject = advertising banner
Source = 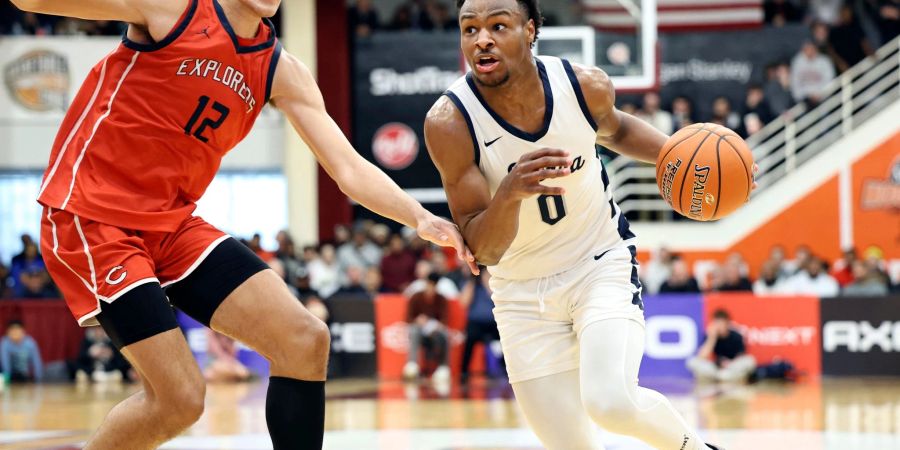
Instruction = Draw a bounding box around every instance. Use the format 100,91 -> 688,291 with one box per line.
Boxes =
328,293 -> 377,377
821,296 -> 900,376
639,294 -> 704,379
176,311 -> 270,377
704,293 -> 821,377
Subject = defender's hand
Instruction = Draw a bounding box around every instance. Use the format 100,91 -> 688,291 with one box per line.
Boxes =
500,148 -> 573,201
416,213 -> 480,275
751,163 -> 760,190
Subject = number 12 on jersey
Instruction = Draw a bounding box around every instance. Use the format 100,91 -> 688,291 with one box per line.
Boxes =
184,95 -> 230,143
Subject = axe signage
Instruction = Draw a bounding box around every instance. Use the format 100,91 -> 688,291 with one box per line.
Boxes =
821,296 -> 900,376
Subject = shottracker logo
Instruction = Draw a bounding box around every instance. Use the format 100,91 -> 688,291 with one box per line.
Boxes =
860,157 -> 900,210
824,321 -> 900,352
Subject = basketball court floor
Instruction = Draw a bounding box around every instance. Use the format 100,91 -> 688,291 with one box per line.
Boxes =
2,377 -> 899,450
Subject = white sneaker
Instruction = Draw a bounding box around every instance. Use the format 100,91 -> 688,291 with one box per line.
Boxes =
403,362 -> 420,379
432,365 -> 450,382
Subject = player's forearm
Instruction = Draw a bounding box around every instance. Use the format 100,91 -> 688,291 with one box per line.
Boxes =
597,112 -> 668,164
461,189 -> 522,266
337,157 -> 429,230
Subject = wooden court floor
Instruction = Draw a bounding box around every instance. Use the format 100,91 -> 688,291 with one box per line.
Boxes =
1,377 -> 899,449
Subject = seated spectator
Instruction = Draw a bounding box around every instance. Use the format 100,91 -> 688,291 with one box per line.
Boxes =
1,320 -> 42,383
428,2 -> 457,30
308,244 -> 342,299
842,260 -> 890,296
333,224 -> 351,248
785,244 -> 812,275
369,223 -> 391,248
710,96 -> 742,132
204,330 -> 251,383
753,260 -> 786,295
302,294 -> 331,325
363,267 -> 384,296
717,261 -> 753,291
348,0 -> 380,38
642,247 -> 674,295
9,237 -> 48,298
337,228 -> 382,271
830,248 -> 858,287
292,267 -> 320,301
403,274 -> 450,381
247,233 -> 275,262
636,92 -> 673,134
765,0 -> 804,25
828,4 -> 874,72
764,61 -> 794,115
266,258 -> 299,299
790,41 -> 835,104
659,258 -> 701,293
767,245 -> 792,278
404,260 -> 461,299
431,251 -> 464,289
781,256 -> 840,296
742,84 -> 774,135
671,96 -> 695,129
867,0 -> 899,44
810,0 -> 843,25
687,309 -> 756,382
459,269 -> 502,384
333,266 -> 368,297
380,234 -> 418,292
275,230 -> 303,283
72,327 -> 133,383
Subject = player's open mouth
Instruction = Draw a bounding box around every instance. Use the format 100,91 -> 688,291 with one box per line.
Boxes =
475,55 -> 500,73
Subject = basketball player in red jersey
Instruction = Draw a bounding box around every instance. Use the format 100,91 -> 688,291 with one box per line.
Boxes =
11,0 -> 476,449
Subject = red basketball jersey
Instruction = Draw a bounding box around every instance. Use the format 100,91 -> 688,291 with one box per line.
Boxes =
37,0 -> 281,232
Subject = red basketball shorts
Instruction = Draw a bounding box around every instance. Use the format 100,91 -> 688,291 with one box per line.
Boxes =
40,207 -> 227,326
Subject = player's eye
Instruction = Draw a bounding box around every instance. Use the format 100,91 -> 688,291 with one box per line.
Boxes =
464,26 -> 477,34
493,23 -> 506,31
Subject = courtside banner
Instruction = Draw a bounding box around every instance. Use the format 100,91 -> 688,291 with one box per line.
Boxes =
704,294 -> 821,377
328,293 -> 377,377
821,296 -> 900,376
640,294 -> 703,379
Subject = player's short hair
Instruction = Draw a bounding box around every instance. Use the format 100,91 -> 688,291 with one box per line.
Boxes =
712,309 -> 731,321
456,0 -> 544,47
5,319 -> 23,331
427,272 -> 442,284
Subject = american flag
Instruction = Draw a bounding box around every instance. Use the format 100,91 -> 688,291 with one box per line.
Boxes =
582,0 -> 764,32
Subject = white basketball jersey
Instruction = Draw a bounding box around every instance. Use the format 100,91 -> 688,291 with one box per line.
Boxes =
444,56 -> 636,280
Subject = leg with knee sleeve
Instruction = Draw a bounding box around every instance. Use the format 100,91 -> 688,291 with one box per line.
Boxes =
579,318 -> 711,450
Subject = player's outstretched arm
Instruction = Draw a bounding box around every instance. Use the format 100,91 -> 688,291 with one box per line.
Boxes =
269,51 -> 477,273
425,97 -> 572,266
10,0 -> 168,24
571,63 -> 669,164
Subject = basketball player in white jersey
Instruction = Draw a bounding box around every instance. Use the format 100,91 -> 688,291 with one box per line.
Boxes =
426,1 -> 724,449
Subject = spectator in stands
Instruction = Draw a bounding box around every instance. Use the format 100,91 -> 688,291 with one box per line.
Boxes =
302,294 -> 331,325
809,0 -> 844,25
348,0 -> 380,38
308,244 -> 342,298
753,260 -> 786,295
0,263 -> 10,298
203,330 -> 251,383
404,273 -> 450,381
247,233 -> 275,262
267,258 -> 299,299
363,267 -> 384,296
786,244 -> 813,275
843,260 -> 890,296
670,96 -> 694,129
431,251 -> 464,289
765,0 -> 804,26
405,260 -> 460,299
828,4 -> 874,72
862,246 -> 893,288
334,266 -> 368,296
9,237 -> 52,298
636,92 -> 673,135
337,228 -> 382,270
764,61 -> 795,115
710,96 -> 742,132
380,234 -> 418,292
642,247 -> 674,295
292,267 -> 320,301
741,84 -> 774,135
782,256 -> 840,296
767,245 -> 792,278
459,269 -> 501,385
659,258 -> 701,293
428,2 -> 458,30
275,230 -> 303,284
790,41 -> 836,105
830,248 -> 858,287
866,0 -> 900,44
369,223 -> 391,248
716,261 -> 753,291
687,309 -> 756,382
302,245 -> 320,265
333,224 -> 351,248
811,20 -> 832,55
72,327 -> 132,383
1,320 -> 42,383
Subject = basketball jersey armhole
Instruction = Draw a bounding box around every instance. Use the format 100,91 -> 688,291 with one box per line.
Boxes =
561,59 -> 599,132
121,0 -> 199,52
265,40 -> 283,104
443,91 -> 480,167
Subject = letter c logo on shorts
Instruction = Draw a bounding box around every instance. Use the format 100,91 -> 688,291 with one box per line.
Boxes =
106,266 -> 127,285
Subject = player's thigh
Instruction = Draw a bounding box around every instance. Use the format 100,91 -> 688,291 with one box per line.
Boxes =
512,370 -> 603,450
209,269 -> 329,372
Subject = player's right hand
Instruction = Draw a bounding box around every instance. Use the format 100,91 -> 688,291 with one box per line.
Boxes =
500,148 -> 572,201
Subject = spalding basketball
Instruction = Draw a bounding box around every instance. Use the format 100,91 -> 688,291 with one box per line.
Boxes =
656,123 -> 754,221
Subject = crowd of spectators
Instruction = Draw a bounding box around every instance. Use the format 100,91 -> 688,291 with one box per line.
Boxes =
643,244 -> 897,298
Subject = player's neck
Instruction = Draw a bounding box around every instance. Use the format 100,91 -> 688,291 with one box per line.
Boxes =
218,0 -> 263,38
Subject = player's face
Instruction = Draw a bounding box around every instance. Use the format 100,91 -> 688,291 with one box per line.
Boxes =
459,0 -> 536,88
239,0 -> 281,18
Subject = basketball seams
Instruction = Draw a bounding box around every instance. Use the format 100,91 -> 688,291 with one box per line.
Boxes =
711,136 -> 724,220
677,130 -> 713,215
723,136 -> 754,198
655,123 -> 707,181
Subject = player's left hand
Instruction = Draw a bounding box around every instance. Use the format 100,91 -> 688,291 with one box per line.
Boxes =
417,214 -> 480,275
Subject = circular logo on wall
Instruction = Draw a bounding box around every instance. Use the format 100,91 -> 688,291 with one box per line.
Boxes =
372,122 -> 418,170
4,50 -> 70,111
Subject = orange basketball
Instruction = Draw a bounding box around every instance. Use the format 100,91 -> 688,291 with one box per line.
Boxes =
656,123 -> 754,221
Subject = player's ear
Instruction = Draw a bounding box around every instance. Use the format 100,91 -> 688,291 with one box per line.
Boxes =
525,19 -> 535,47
